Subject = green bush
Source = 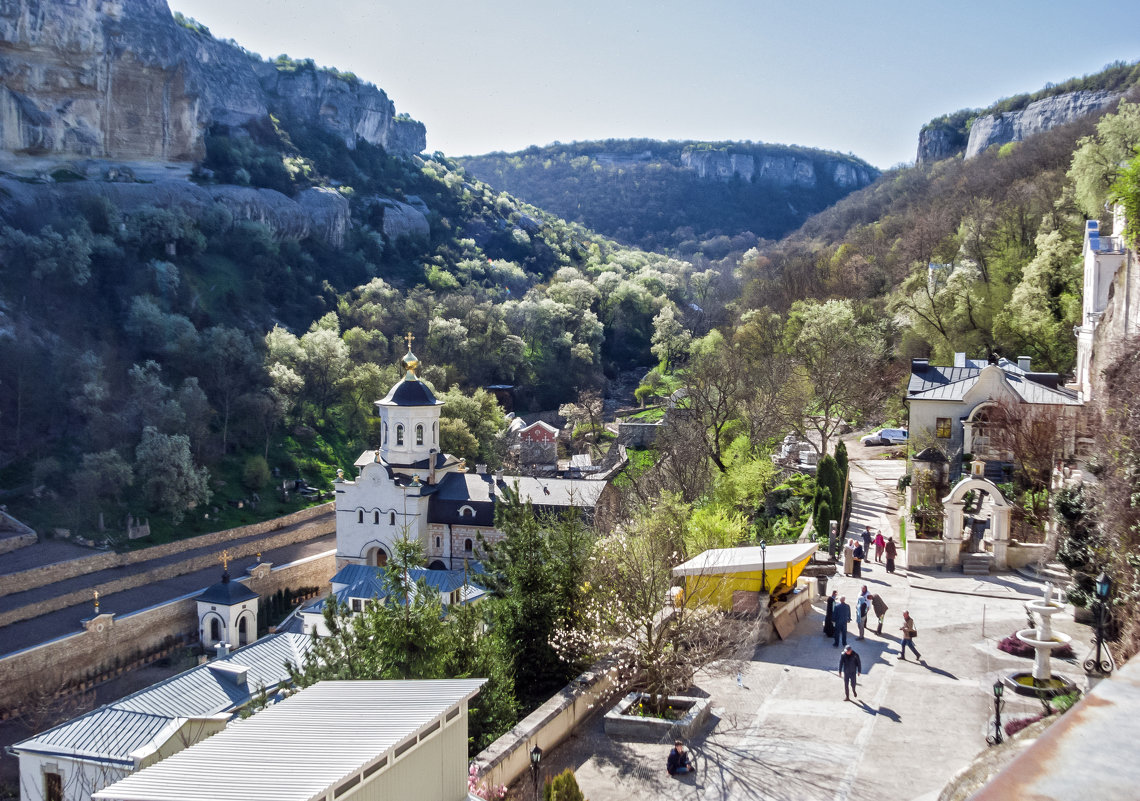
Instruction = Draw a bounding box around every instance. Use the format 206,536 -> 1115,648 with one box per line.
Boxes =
243,455 -> 271,491
544,769 -> 587,801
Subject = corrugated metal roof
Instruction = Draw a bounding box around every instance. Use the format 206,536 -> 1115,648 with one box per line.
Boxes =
908,361 -> 1079,405
93,679 -> 486,801
14,633 -> 313,763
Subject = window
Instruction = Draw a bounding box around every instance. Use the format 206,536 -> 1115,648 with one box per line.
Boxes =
390,512 -> 396,526
352,598 -> 362,612
435,536 -> 441,548
45,773 -> 62,801
396,424 -> 404,446
433,422 -> 437,443
935,418 -> 951,438
416,424 -> 424,445
373,511 -> 380,524
464,538 -> 473,553
210,618 -> 221,643
357,510 -> 363,524
383,422 -> 388,444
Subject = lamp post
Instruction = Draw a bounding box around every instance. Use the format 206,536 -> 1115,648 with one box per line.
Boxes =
1084,571 -> 1115,676
986,681 -> 1004,745
760,540 -> 768,594
529,744 -> 543,801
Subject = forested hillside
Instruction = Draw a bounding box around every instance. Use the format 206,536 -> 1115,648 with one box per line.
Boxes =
459,140 -> 877,255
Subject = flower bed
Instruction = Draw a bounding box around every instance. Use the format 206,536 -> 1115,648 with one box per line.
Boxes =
604,692 -> 711,741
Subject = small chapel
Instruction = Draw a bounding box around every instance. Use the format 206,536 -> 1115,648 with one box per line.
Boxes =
333,337 -> 607,570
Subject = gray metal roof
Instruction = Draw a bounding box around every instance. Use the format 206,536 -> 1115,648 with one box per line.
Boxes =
908,361 -> 1079,406
427,472 -> 605,525
13,633 -> 312,763
93,679 -> 486,801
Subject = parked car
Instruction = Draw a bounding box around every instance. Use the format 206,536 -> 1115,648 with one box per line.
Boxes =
861,428 -> 908,446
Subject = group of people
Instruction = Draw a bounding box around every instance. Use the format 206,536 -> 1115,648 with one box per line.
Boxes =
842,526 -> 898,577
827,587 -> 921,700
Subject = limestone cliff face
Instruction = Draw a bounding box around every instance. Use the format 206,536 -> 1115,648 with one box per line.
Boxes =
680,149 -> 875,189
965,90 -> 1121,159
254,64 -> 426,154
0,0 -> 423,165
916,127 -> 965,165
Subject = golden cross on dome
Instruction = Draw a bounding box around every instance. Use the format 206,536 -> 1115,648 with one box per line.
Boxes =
405,331 -> 415,351
93,590 -> 99,610
220,549 -> 230,571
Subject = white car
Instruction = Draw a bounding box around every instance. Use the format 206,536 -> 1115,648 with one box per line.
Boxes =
861,428 -> 908,446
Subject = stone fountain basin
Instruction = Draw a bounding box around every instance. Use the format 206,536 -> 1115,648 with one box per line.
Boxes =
1015,629 -> 1072,649
1025,600 -> 1064,613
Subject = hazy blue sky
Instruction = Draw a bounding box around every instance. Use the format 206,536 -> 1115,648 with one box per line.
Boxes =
171,0 -> 1140,168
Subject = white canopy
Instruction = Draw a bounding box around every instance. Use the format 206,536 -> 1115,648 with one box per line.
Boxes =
672,542 -> 817,577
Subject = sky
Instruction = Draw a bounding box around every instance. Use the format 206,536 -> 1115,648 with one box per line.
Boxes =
170,0 -> 1140,169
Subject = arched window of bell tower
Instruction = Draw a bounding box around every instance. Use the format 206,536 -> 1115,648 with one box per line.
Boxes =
396,424 -> 404,446
416,424 -> 424,445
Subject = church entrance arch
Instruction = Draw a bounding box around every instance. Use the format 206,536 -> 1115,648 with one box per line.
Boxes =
366,546 -> 389,567
203,614 -> 223,646
940,475 -> 1011,570
237,613 -> 254,646
428,560 -> 447,570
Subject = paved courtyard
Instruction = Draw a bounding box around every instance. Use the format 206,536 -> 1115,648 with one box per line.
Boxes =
535,449 -> 1091,800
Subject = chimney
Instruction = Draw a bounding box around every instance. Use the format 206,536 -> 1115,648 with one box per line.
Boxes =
953,352 -> 966,368
911,358 -> 929,371
495,470 -> 504,484
215,642 -> 230,658
1017,356 -> 1032,372
476,464 -> 488,475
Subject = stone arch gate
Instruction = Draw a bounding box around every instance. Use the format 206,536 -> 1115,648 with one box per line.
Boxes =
941,474 -> 1011,570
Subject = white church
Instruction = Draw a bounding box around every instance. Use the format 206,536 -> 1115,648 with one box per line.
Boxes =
333,339 -> 607,570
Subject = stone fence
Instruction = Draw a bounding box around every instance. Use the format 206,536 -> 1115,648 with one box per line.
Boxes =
0,511 -> 335,629
0,502 -> 333,599
0,508 -> 36,555
474,657 -> 632,793
0,550 -> 335,718
616,420 -> 662,449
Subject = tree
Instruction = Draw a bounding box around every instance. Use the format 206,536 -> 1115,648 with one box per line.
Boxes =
439,387 -> 508,468
72,450 -> 133,531
134,427 -> 211,524
198,326 -> 262,453
544,769 -> 588,801
1069,100 -> 1140,219
650,304 -> 691,372
559,390 -> 604,459
677,331 -> 746,472
784,299 -> 891,456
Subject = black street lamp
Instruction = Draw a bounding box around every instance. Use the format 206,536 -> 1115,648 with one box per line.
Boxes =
1085,571 -> 1115,676
986,681 -> 1004,745
530,744 -> 543,801
760,540 -> 768,594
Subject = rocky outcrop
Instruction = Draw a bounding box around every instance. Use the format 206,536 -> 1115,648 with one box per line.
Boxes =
680,148 -> 876,190
0,177 -> 352,246
0,0 -> 423,168
254,64 -> 426,154
360,195 -> 430,240
916,126 -> 966,164
965,90 -> 1120,159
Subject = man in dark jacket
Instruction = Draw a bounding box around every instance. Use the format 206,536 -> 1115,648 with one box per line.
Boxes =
667,740 -> 694,775
839,645 -> 862,700
832,596 -> 852,647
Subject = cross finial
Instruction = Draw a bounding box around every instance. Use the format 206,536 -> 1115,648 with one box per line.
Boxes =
220,549 -> 230,572
405,331 -> 415,352
93,590 -> 99,611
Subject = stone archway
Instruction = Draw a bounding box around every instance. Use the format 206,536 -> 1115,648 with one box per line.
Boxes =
941,475 -> 1012,569
365,545 -> 388,567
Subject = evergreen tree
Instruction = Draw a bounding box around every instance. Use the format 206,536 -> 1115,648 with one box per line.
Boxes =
834,441 -> 850,528
544,768 -> 588,801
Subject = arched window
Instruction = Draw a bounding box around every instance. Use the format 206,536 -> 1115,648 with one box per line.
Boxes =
435,536 -> 441,549
357,509 -> 363,524
396,424 -> 404,446
238,616 -> 250,646
383,422 -> 388,444
416,424 -> 424,446
373,511 -> 380,524
464,538 -> 473,553
389,512 -> 396,526
209,617 -> 221,643
433,422 -> 437,444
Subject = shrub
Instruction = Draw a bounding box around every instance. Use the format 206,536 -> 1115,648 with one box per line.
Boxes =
243,456 -> 271,491
544,769 -> 587,801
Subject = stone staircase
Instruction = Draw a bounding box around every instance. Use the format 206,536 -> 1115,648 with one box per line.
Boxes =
962,553 -> 993,575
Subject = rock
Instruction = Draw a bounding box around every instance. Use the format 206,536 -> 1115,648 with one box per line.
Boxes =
360,195 -> 429,241
679,147 -> 875,191
965,90 -> 1121,159
296,187 -> 351,248
917,126 -> 966,164
0,0 -> 424,168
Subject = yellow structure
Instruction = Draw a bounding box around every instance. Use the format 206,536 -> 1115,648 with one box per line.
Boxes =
672,543 -> 817,610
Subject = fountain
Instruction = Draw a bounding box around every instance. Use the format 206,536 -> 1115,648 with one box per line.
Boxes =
1005,583 -> 1079,697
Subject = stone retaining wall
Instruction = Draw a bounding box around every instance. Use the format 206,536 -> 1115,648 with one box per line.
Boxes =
0,503 -> 333,598
0,512 -> 335,628
616,420 -> 662,448
0,551 -> 335,717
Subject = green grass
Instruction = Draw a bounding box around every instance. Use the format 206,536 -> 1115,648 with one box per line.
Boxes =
626,406 -> 665,422
899,517 -> 907,549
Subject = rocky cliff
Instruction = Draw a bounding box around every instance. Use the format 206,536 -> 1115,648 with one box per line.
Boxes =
680,148 -> 876,189
916,126 -> 966,165
965,90 -> 1121,159
0,0 -> 424,168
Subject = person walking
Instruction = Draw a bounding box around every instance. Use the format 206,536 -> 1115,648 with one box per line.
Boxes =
839,645 -> 862,701
870,592 -> 889,635
862,526 -> 873,557
852,542 -> 865,578
824,589 -> 837,638
855,590 -> 871,640
885,537 -> 898,574
843,539 -> 855,576
874,530 -> 886,562
899,611 -> 921,661
833,595 -> 852,647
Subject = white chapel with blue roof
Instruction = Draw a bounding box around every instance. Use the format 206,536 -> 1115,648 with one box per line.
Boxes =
333,338 -> 606,572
